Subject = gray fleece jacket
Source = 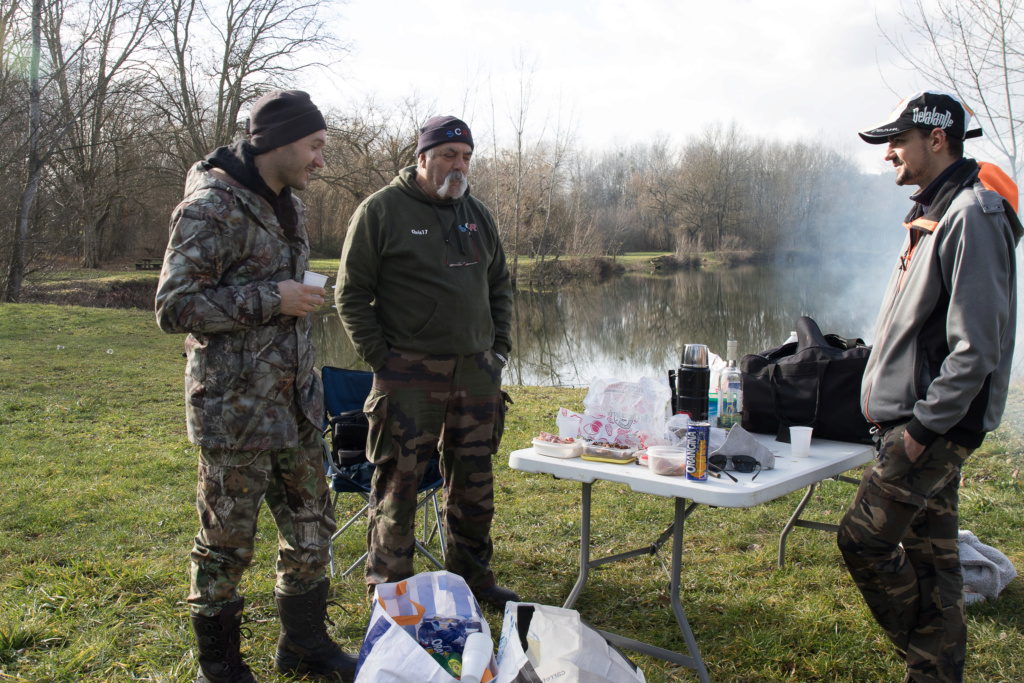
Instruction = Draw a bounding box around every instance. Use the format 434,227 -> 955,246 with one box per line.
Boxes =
861,159 -> 1022,449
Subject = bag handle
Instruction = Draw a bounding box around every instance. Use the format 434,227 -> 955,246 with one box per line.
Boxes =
769,360 -> 828,430
377,580 -> 428,626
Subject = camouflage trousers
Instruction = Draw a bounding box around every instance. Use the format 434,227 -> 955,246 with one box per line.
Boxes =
837,423 -> 973,683
363,348 -> 504,591
188,420 -> 336,617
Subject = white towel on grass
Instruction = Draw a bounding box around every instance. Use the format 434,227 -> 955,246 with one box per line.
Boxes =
958,530 -> 1018,602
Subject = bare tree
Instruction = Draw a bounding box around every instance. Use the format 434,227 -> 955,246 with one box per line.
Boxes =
627,137 -> 679,252
3,0 -> 36,301
506,51 -> 539,282
311,100 -> 419,253
882,0 -> 1024,179
533,96 -> 577,285
319,99 -> 417,203
150,0 -> 348,180
675,123 -> 750,251
44,0 -> 158,268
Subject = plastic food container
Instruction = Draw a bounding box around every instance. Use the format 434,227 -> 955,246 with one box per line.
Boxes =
582,442 -> 637,464
532,438 -> 583,459
647,445 -> 688,476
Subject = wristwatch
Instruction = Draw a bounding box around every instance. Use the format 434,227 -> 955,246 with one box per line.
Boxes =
494,351 -> 508,367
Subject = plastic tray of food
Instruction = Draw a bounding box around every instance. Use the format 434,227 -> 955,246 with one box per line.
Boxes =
531,437 -> 582,459
581,441 -> 637,464
646,445 -> 688,476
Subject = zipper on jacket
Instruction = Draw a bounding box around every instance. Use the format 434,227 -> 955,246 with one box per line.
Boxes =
863,227 -> 920,426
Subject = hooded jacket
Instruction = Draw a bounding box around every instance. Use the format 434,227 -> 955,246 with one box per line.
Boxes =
861,159 -> 1022,449
155,151 -> 323,450
336,166 -> 513,371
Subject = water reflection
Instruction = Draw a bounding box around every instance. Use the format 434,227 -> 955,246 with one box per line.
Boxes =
314,260 -> 897,386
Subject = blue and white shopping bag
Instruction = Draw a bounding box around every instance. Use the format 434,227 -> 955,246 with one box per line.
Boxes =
355,570 -> 498,682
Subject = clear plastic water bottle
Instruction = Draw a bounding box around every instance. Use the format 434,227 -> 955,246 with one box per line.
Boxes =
718,340 -> 742,428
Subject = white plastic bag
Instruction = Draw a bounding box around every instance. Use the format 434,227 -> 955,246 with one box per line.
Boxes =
580,377 -> 671,448
495,602 -> 646,683
355,571 -> 498,682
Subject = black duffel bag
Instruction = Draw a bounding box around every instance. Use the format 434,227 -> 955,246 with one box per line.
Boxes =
740,316 -> 873,444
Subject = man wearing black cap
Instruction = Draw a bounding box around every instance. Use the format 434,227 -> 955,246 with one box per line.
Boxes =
157,90 -> 357,682
837,90 -> 1022,683
335,115 -> 518,608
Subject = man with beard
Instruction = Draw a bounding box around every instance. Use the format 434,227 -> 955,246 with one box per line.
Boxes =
335,115 -> 517,607
157,90 -> 357,682
838,91 -> 1022,683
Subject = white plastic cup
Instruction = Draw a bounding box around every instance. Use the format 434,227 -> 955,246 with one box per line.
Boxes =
302,270 -> 328,288
790,426 -> 813,458
459,631 -> 493,683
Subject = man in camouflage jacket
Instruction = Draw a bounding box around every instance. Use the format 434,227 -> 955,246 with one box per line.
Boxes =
156,90 -> 356,683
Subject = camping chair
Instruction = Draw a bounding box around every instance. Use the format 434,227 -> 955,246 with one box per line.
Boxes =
321,365 -> 446,577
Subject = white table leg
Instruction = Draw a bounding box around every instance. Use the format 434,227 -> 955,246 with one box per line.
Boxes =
564,484 -> 710,682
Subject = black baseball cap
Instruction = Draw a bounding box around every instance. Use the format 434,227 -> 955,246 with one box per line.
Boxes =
859,90 -> 983,144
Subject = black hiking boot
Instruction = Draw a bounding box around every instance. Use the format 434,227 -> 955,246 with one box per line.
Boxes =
275,579 -> 357,681
473,583 -> 520,609
190,598 -> 257,683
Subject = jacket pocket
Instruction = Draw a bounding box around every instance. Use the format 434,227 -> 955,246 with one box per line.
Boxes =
185,337 -> 207,406
363,389 -> 394,465
913,340 -> 930,400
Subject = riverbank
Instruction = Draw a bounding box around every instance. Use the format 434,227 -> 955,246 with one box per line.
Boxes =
1,303 -> 1022,681
5,251 -> 720,309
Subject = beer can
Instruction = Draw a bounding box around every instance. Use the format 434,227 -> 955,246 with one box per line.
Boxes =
684,421 -> 710,482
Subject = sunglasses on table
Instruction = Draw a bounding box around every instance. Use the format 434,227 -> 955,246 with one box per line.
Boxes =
708,454 -> 762,481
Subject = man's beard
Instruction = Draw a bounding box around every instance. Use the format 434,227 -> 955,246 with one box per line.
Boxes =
894,159 -> 916,186
437,170 -> 467,199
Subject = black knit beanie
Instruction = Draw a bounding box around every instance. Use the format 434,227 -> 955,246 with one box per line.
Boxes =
415,116 -> 474,156
247,90 -> 326,154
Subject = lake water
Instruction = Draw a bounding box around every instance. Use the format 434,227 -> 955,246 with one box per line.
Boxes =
314,256 -> 941,387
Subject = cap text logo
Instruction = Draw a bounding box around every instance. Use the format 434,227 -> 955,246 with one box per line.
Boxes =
912,107 -> 953,130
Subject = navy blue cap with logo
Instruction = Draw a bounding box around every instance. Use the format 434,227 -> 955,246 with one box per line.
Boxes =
859,90 -> 984,144
416,116 -> 474,156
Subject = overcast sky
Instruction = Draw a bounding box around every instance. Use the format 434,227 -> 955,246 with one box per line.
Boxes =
312,0 -> 954,174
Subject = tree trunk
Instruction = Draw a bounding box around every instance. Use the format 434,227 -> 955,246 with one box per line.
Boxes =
3,0 -> 41,302
80,198 -> 111,269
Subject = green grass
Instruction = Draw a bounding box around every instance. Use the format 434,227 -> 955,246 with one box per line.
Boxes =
1,304 -> 1022,682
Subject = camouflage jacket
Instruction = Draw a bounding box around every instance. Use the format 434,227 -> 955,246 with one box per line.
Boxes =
155,161 -> 324,451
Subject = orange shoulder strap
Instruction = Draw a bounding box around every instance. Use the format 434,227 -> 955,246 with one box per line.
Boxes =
977,161 -> 1019,213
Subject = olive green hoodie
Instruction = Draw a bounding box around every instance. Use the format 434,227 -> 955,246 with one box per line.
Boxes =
336,166 -> 513,371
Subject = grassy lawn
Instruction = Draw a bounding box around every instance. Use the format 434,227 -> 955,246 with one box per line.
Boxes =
1,304 -> 1021,682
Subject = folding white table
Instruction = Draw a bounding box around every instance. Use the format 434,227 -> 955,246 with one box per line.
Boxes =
508,434 -> 874,683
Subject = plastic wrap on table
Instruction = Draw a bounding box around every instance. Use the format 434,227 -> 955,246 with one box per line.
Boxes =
579,377 -> 671,449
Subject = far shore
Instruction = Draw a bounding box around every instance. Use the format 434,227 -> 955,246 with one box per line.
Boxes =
9,248 -> 879,309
